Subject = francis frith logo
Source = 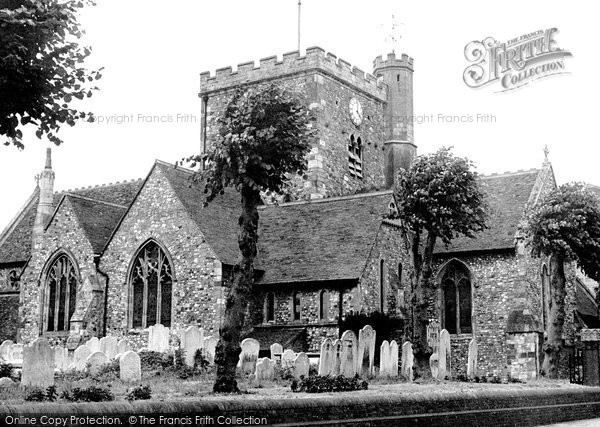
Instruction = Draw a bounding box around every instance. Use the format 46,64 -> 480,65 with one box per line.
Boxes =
463,28 -> 572,92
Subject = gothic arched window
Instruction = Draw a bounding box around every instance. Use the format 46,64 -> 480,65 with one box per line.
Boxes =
441,261 -> 472,334
541,264 -> 550,330
379,259 -> 386,313
292,292 -> 301,321
265,292 -> 275,322
129,241 -> 174,329
348,134 -> 363,179
319,290 -> 329,321
45,254 -> 78,332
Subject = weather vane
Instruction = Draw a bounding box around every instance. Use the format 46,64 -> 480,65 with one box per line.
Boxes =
382,14 -> 404,54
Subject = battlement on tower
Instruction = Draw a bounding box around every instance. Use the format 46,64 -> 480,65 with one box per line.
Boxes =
373,52 -> 414,73
199,46 -> 387,100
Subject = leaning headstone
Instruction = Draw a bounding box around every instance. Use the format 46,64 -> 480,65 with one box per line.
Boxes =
87,351 -> 109,376
379,340 -> 391,377
22,338 -> 54,387
203,336 -> 218,364
255,357 -> 275,383
181,326 -> 204,367
8,343 -> 23,362
467,338 -> 478,379
120,350 -> 141,382
270,343 -> 283,361
358,325 -> 376,376
54,346 -> 69,371
117,339 -> 132,355
401,341 -> 414,381
72,345 -> 92,370
439,329 -> 451,379
148,324 -> 170,352
293,352 -> 310,379
100,336 -> 118,359
340,330 -> 358,378
0,340 -> 13,361
239,338 -> 260,375
331,339 -> 342,376
390,340 -> 399,377
281,349 -> 296,369
85,337 -> 100,353
318,338 -> 334,376
430,353 -> 439,379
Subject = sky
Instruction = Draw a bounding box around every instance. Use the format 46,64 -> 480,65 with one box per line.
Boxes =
0,0 -> 599,229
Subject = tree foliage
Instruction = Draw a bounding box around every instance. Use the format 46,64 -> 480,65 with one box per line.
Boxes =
186,84 -> 315,393
0,0 -> 101,148
527,183 -> 600,282
390,147 -> 487,372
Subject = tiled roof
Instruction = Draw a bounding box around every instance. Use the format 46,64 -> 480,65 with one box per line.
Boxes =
156,162 -> 241,266
257,192 -> 392,284
65,195 -> 128,254
435,169 -> 540,254
576,278 -> 599,328
0,180 -> 143,264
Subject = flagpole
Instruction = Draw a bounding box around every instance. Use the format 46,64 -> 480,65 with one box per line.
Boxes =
297,0 -> 301,52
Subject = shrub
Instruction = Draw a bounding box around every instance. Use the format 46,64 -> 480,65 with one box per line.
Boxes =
126,385 -> 151,401
274,364 -> 294,381
56,368 -> 89,382
291,375 -> 368,393
0,362 -> 13,379
193,349 -> 210,372
94,359 -> 120,381
45,386 -> 58,402
24,388 -> 46,402
138,350 -> 173,371
62,385 -> 114,402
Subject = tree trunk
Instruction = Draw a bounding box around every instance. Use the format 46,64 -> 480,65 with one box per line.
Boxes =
412,233 -> 436,378
213,186 -> 260,393
541,253 -> 566,379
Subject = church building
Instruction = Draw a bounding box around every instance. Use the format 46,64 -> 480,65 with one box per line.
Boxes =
0,47 -> 597,379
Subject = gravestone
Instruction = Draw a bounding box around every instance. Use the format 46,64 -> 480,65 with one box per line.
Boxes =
379,340 -> 391,377
340,330 -> 358,378
467,338 -> 478,379
87,351 -> 109,376
331,339 -> 342,376
430,353 -> 439,379
8,343 -> 23,362
203,336 -> 218,364
293,352 -> 310,379
117,339 -> 131,355
281,349 -> 296,369
0,377 -> 14,387
182,326 -> 204,367
401,341 -> 414,381
255,357 -> 275,383
100,336 -> 118,359
86,337 -> 100,353
0,340 -> 13,361
239,338 -> 260,375
72,345 -> 92,370
148,324 -> 169,352
270,343 -> 283,361
427,320 -> 441,355
358,325 -> 376,376
390,340 -> 399,377
22,338 -> 54,388
439,329 -> 451,379
120,350 -> 141,382
54,346 -> 69,371
318,338 -> 334,376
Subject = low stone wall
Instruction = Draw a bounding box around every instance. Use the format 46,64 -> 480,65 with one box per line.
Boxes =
2,387 -> 600,426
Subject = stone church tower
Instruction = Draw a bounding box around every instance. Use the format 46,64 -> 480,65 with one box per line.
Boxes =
199,48 -> 415,199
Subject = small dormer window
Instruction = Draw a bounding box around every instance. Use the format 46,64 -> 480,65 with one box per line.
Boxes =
348,134 -> 363,179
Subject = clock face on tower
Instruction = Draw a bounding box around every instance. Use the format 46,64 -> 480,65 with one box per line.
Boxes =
349,97 -> 363,126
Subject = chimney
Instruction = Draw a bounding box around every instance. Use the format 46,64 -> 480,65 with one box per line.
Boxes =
373,52 -> 416,188
32,148 -> 55,243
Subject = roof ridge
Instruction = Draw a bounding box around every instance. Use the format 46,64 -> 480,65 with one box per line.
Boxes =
57,178 -> 144,194
480,168 -> 540,179
64,193 -> 128,209
259,189 -> 393,209
0,188 -> 39,253
155,159 -> 197,176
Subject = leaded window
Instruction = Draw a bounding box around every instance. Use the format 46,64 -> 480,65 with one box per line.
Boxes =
442,262 -> 472,334
348,134 -> 363,179
129,241 -> 173,328
265,292 -> 275,322
45,255 -> 78,332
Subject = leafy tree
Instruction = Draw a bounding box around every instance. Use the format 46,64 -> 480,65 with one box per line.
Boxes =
186,84 -> 315,393
526,183 -> 600,378
0,0 -> 102,148
390,147 -> 487,374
